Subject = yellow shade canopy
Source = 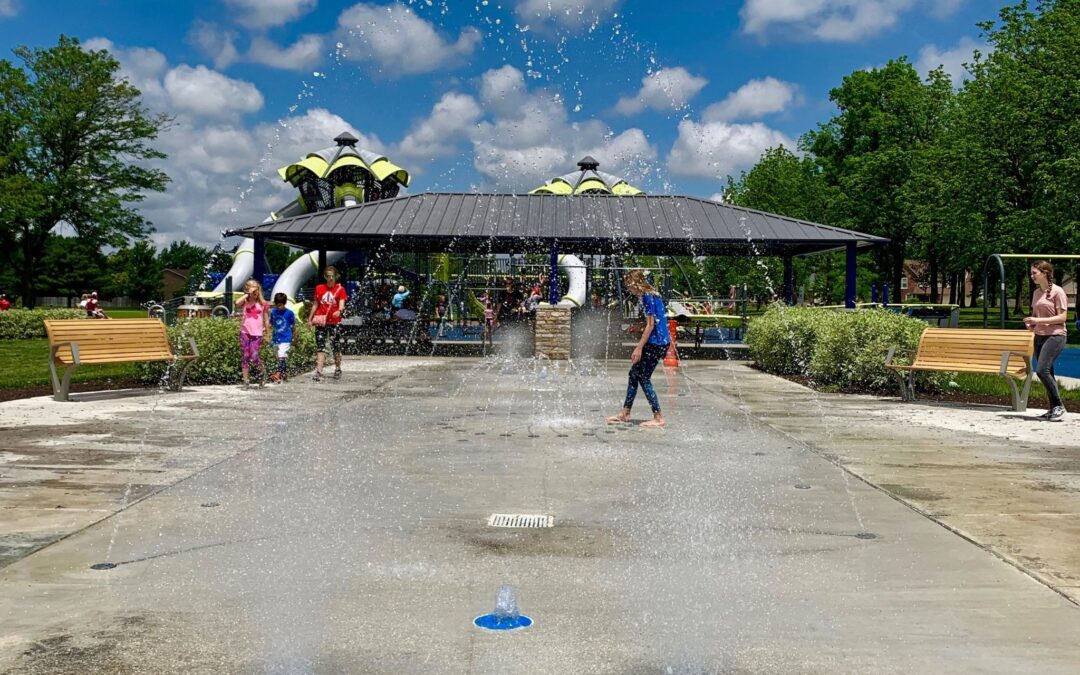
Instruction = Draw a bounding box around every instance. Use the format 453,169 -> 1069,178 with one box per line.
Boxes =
530,156 -> 643,196
277,145 -> 410,188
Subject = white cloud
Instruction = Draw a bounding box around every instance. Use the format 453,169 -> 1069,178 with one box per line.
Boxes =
224,0 -> 317,29
85,38 -> 170,109
187,21 -> 240,70
740,0 -> 960,42
247,34 -> 325,72
336,2 -> 481,76
917,37 -> 983,86
468,65 -> 656,188
702,77 -> 798,122
163,65 -> 264,119
479,64 -> 529,117
0,0 -> 19,18
395,93 -> 483,166
514,0 -> 622,31
667,119 -> 794,178
615,67 -> 708,116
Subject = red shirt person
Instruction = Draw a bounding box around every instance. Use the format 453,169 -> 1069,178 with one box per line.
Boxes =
308,265 -> 348,380
0,295 -> 10,311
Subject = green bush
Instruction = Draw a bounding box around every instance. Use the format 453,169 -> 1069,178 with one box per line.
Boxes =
0,308 -> 85,339
136,317 -> 317,386
744,305 -> 841,376
746,305 -> 948,391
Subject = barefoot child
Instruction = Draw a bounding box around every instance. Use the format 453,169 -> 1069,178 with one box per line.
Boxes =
607,269 -> 670,429
269,293 -> 296,382
235,279 -> 271,387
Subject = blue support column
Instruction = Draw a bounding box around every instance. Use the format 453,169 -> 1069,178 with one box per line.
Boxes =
845,243 -> 857,309
871,284 -> 878,304
883,284 -> 889,307
783,255 -> 794,305
252,238 -> 266,286
548,240 -> 559,305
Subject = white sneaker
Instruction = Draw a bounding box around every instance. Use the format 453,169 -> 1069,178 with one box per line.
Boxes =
1048,406 -> 1066,421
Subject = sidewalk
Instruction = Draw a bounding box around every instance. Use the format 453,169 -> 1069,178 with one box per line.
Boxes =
685,361 -> 1080,604
0,359 -> 445,567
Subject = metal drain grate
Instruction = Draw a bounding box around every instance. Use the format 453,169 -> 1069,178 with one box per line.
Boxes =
487,513 -> 554,528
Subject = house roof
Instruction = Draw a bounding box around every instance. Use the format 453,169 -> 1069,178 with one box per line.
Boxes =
225,192 -> 887,256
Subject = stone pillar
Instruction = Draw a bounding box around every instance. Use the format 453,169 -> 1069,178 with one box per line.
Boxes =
534,304 -> 571,360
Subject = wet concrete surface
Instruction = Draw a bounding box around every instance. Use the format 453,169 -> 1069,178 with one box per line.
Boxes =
0,357 -> 1079,673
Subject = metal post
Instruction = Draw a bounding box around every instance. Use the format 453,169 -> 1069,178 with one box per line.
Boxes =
883,284 -> 889,307
252,238 -> 265,286
783,255 -> 794,305
318,249 -> 328,276
845,243 -> 857,309
871,284 -> 877,304
549,240 -> 559,305
224,276 -> 233,314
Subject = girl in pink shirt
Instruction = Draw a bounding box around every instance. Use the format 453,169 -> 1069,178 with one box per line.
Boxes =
235,279 -> 271,388
1023,260 -> 1069,420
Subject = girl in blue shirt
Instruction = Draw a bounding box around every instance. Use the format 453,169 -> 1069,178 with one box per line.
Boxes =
608,269 -> 670,428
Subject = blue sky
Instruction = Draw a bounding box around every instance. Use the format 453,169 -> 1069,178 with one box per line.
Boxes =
0,0 -> 1006,246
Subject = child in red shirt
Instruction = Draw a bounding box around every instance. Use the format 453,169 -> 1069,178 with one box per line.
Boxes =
308,265 -> 348,381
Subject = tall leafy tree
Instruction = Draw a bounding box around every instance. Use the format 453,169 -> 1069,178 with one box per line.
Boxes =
110,240 -> 163,302
952,0 -> 1080,308
0,36 -> 169,307
33,234 -> 111,301
803,58 -> 954,293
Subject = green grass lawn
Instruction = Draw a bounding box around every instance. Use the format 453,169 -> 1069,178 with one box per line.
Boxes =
0,338 -> 139,389
951,372 -> 1080,403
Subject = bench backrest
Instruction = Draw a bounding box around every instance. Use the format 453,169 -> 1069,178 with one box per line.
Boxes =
44,319 -> 173,365
912,328 -> 1033,374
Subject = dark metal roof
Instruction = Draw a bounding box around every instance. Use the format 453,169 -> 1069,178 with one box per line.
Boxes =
225,193 -> 887,256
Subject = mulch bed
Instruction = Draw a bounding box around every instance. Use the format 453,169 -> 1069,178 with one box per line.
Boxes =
776,372 -> 1080,413
0,377 -> 146,403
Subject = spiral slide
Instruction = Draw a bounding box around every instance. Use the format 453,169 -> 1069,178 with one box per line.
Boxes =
271,250 -> 346,313
557,254 -> 587,308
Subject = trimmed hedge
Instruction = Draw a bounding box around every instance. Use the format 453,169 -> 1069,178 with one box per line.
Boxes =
746,305 -> 948,391
0,308 -> 85,340
136,317 -> 317,386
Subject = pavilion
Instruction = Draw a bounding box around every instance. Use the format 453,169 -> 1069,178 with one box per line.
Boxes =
225,177 -> 886,308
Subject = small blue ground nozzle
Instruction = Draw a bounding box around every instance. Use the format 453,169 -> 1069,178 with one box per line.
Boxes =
473,613 -> 533,631
474,583 -> 533,631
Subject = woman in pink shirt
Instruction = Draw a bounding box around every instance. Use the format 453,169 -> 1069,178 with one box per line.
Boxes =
1023,260 -> 1069,421
235,278 -> 271,388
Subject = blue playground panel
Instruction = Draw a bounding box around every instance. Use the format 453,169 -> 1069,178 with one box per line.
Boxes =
693,327 -> 745,344
430,325 -> 486,341
1048,346 -> 1080,379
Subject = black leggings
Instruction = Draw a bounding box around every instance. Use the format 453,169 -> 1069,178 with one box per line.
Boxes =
1034,334 -> 1066,408
623,343 -> 668,414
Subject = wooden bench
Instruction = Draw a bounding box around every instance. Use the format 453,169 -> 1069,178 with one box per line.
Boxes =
43,319 -> 199,402
885,328 -> 1034,411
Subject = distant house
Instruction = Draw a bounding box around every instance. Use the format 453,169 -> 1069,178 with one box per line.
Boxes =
162,268 -> 189,299
899,260 -> 1076,307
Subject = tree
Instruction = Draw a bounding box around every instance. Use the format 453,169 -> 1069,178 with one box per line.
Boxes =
110,240 -> 163,302
950,0 -> 1080,309
0,36 -> 169,307
33,234 -> 111,302
803,58 -> 954,293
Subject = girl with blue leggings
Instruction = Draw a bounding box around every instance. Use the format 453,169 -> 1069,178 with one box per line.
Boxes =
608,269 -> 670,429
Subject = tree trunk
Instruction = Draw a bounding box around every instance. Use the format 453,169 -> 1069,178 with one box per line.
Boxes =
1013,271 -> 1025,314
928,255 -> 939,304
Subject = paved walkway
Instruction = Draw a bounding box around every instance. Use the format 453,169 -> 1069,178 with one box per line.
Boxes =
1,357 -> 1078,673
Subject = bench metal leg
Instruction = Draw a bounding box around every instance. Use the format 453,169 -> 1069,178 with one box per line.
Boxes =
170,339 -> 200,393
888,368 -> 913,401
48,342 -> 79,402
